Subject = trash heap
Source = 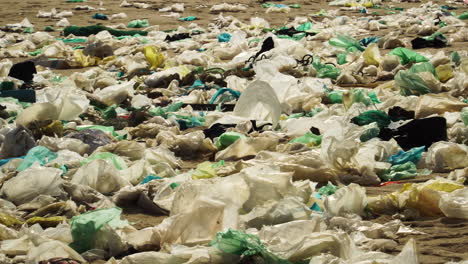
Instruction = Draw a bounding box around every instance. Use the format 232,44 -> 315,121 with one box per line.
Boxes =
0,0 -> 468,263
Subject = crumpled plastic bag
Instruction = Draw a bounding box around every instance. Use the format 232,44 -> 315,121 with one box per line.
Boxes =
0,126 -> 36,159
16,146 -> 57,172
415,93 -> 468,119
26,240 -> 86,264
368,178 -> 464,216
70,207 -> 129,253
71,160 -> 131,194
143,46 -> 164,70
424,142 -> 468,172
389,47 -> 429,65
94,81 -> 135,106
363,43 -> 382,66
0,166 -> 64,205
439,188 -> 468,219
215,136 -> 278,161
323,183 -> 368,217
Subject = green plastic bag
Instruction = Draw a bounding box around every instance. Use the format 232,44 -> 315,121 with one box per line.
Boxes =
127,19 -> 149,28
451,51 -> 461,66
360,125 -> 380,142
380,162 -> 417,182
329,34 -> 365,52
296,22 -> 312,32
458,12 -> 468,20
80,152 -> 127,170
389,47 -> 429,65
395,70 -> 430,96
408,62 -> 436,77
327,90 -> 343,103
70,207 -> 128,253
313,59 -> 341,80
210,229 -> 292,264
16,146 -> 58,172
215,132 -> 246,150
337,53 -> 347,65
351,110 -> 391,129
461,107 -> 468,126
289,132 -> 322,146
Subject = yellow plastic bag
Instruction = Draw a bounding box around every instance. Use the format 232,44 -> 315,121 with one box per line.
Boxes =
73,50 -> 100,67
144,46 -> 165,70
192,161 -> 217,179
363,43 -> 382,66
435,64 -> 453,82
368,178 -> 464,216
26,216 -> 66,228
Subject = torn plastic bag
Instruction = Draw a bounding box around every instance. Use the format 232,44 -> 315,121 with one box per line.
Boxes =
209,229 -> 291,264
329,34 -> 364,52
156,130 -> 217,159
415,93 -> 468,119
259,229 -> 352,262
15,103 -> 59,127
389,47 -> 429,65
395,70 -> 430,96
152,175 -> 250,247
363,43 -> 382,66
16,146 -> 57,172
71,160 -> 131,194
424,142 -> 468,172
65,129 -> 113,154
81,152 -> 127,170
0,126 -> 36,159
38,136 -> 89,156
70,207 -> 129,254
239,197 -> 312,229
94,81 -> 135,106
323,184 -> 368,217
26,241 -> 86,264
351,110 -> 391,129
251,150 -> 338,183
379,162 -> 417,182
215,136 -> 278,161
439,188 -> 468,219
95,140 -> 145,161
388,146 -> 425,165
0,166 -> 64,205
233,80 -> 281,129
62,182 -> 115,209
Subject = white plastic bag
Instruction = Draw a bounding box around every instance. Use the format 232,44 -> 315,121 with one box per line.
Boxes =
323,183 -> 368,217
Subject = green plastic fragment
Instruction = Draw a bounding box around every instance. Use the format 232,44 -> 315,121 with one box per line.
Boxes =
380,162 -> 417,182
289,132 -> 322,146
351,110 -> 391,129
318,183 -> 338,196
216,132 -> 246,150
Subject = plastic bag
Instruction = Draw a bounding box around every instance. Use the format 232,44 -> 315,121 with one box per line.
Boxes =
81,152 -> 128,170
363,43 -> 382,66
71,160 -> 131,194
389,47 -> 429,65
415,93 -> 468,118
424,142 -> 468,172
215,132 -> 246,150
127,19 -> 149,28
462,107 -> 468,126
94,81 -> 135,106
0,126 -> 36,159
435,64 -> 453,82
289,132 -> 322,146
0,167 -> 63,205
323,183 -> 367,217
408,62 -> 436,77
70,207 -> 128,253
329,34 -> 364,51
395,70 -> 430,96
143,46 -> 164,70
379,162 -> 417,182
439,188 -> 468,219
26,240 -> 86,264
233,80 -> 281,128
209,229 -> 291,264
351,110 -> 391,129
388,146 -> 424,165
16,146 -> 58,172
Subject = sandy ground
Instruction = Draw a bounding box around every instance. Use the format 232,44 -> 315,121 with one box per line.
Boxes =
1,0 -> 468,263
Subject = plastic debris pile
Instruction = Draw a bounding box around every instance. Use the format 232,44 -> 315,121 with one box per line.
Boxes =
0,0 -> 468,264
